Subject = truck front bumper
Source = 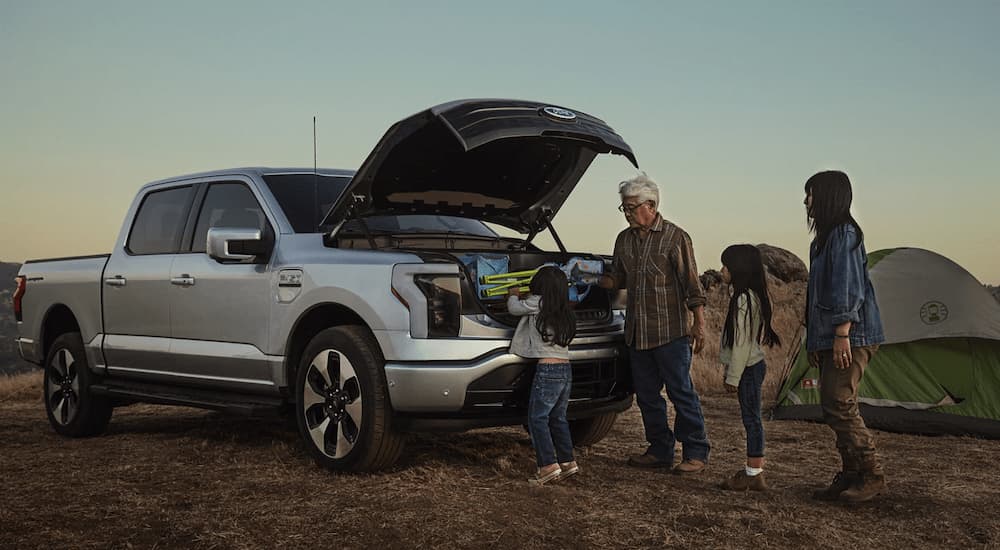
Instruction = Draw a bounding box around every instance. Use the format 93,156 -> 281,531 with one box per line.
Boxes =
383,338 -> 631,414
393,392 -> 633,433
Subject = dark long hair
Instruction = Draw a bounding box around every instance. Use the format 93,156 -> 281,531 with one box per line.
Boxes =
805,170 -> 864,253
721,245 -> 781,349
530,266 -> 576,347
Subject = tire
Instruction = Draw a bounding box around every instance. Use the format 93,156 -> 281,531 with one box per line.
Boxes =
569,412 -> 618,446
294,325 -> 404,472
43,332 -> 113,437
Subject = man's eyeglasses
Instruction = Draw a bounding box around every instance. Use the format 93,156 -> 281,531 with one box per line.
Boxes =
618,202 -> 649,214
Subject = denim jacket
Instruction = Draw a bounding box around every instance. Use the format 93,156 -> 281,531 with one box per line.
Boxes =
806,224 -> 885,352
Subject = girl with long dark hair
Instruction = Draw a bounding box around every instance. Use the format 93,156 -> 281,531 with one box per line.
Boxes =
717,244 -> 781,491
804,170 -> 886,503
507,265 -> 578,485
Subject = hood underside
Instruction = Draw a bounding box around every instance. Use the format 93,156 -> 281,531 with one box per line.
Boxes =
321,99 -> 637,233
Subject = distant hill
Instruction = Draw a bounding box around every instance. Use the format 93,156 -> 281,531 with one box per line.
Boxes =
0,262 -> 20,284
1,262 -> 29,375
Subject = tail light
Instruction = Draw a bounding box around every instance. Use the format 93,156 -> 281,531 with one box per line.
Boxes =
413,275 -> 461,338
13,276 -> 26,322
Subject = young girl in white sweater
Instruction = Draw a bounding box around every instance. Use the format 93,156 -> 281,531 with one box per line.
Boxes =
718,245 -> 781,491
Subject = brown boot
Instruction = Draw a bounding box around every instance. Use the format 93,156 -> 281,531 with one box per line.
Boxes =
840,454 -> 887,503
672,458 -> 707,475
627,452 -> 672,469
811,453 -> 859,501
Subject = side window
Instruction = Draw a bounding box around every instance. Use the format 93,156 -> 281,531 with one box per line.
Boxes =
191,183 -> 268,253
126,186 -> 193,255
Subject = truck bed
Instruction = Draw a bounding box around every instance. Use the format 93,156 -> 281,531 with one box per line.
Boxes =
16,254 -> 110,364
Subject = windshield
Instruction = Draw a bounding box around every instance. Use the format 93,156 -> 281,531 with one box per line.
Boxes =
264,174 -> 498,238
262,174 -> 499,237
263,173 -> 352,233
341,215 -> 499,237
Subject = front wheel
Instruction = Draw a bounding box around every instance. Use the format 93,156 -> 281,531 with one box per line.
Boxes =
294,326 -> 404,472
569,412 -> 619,446
43,332 -> 113,437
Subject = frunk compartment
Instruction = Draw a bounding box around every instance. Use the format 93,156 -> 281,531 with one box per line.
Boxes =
455,251 -> 612,327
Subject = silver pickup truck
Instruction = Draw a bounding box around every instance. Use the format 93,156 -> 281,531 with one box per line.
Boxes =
14,99 -> 636,471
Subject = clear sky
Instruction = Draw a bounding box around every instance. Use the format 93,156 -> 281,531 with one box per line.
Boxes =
2,1 -> 998,283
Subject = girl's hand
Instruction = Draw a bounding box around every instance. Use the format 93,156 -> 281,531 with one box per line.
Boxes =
833,322 -> 853,369
508,286 -> 522,298
724,383 -> 738,394
833,337 -> 852,369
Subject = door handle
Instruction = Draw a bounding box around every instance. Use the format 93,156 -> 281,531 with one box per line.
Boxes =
104,276 -> 127,287
170,275 -> 196,287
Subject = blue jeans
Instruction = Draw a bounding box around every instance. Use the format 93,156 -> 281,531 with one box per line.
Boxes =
629,337 -> 710,463
738,360 -> 767,458
527,362 -> 574,467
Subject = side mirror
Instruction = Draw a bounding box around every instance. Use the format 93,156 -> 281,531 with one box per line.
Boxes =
207,227 -> 269,263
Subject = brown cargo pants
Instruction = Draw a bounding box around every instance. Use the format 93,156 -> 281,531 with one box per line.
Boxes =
809,345 -> 880,459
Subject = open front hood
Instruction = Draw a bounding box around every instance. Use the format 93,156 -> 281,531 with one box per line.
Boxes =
321,99 -> 637,233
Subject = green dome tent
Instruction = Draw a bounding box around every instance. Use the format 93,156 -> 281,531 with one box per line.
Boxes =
774,248 -> 1000,438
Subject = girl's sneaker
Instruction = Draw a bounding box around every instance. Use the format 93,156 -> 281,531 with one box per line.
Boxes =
528,465 -> 562,486
720,470 -> 768,491
559,461 -> 580,479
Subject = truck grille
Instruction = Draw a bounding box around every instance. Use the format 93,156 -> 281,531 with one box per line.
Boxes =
574,308 -> 610,323
463,353 -> 631,410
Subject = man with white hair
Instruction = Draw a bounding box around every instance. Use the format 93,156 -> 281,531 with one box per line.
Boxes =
599,173 -> 711,473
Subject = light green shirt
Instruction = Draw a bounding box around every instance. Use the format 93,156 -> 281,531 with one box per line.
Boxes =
719,291 -> 765,386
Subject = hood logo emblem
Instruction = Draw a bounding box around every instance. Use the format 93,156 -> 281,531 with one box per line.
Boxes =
541,106 -> 577,121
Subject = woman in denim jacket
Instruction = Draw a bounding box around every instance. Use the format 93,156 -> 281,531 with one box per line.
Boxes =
804,170 -> 886,503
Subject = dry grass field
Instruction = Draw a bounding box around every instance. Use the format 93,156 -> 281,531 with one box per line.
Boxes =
2,376 -> 998,549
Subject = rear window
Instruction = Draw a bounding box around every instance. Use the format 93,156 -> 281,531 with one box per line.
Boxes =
263,174 -> 351,233
127,186 -> 193,255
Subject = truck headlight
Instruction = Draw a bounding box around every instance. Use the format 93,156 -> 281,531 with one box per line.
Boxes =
391,264 -> 463,339
413,275 -> 461,338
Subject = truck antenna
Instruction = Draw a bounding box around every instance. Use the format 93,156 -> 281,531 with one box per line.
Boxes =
313,115 -> 319,231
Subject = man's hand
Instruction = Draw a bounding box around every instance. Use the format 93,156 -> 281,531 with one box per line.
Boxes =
690,321 -> 705,354
597,275 -> 615,290
690,306 -> 706,354
724,383 -> 738,394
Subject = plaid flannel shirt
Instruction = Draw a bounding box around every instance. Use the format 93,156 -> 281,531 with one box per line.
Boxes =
608,214 -> 707,350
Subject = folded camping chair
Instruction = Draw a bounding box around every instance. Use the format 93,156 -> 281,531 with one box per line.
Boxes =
477,257 -> 604,301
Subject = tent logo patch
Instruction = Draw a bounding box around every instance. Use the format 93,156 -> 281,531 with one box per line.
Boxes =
801,378 -> 819,389
920,301 -> 949,325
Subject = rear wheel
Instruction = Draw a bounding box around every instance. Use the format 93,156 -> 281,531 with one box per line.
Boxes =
569,412 -> 618,446
43,332 -> 113,437
294,326 -> 404,472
